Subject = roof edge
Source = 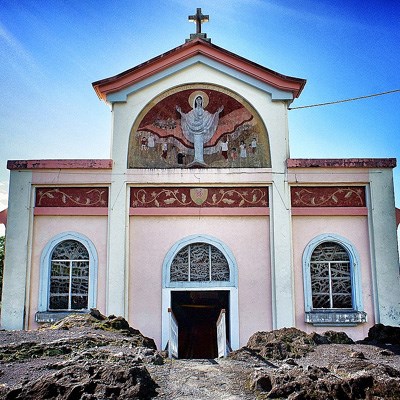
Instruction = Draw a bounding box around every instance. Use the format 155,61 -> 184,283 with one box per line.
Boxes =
7,159 -> 113,170
93,38 -> 306,101
287,158 -> 397,169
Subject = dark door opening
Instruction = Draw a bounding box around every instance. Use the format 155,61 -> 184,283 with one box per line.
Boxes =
171,290 -> 230,359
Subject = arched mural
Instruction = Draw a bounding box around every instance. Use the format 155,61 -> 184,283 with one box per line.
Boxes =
128,84 -> 271,168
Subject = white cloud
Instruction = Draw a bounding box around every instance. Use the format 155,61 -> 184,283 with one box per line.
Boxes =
220,0 -> 374,32
0,21 -> 43,93
0,22 -> 37,68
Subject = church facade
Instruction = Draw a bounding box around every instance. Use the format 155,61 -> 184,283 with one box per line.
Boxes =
2,22 -> 399,357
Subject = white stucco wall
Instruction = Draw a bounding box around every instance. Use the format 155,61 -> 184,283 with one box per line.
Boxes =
368,169 -> 400,326
1,170 -> 33,330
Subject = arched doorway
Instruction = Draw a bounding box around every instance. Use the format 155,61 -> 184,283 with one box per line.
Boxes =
171,290 -> 229,358
162,235 -> 239,358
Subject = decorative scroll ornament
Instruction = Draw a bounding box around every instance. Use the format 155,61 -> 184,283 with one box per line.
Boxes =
291,187 -> 365,207
130,187 -> 268,208
36,187 -> 109,207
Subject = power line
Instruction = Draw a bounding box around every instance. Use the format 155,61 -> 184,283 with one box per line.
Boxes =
288,89 -> 400,110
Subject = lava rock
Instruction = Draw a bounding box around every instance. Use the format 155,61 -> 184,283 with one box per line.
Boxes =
362,324 -> 400,345
2,361 -> 157,400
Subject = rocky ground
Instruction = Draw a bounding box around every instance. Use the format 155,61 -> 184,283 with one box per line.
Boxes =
0,310 -> 399,399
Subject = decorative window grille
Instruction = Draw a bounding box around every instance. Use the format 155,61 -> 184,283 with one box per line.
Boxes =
310,242 -> 352,309
170,243 -> 230,282
49,240 -> 89,310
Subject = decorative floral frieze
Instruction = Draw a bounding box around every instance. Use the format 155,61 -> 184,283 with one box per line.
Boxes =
130,187 -> 268,208
291,187 -> 365,207
36,187 -> 109,207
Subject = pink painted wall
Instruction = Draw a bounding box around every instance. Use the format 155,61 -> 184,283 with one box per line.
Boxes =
129,215 -> 271,349
292,215 -> 373,341
28,215 -> 109,329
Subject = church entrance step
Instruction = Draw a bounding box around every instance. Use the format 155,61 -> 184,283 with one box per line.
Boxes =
147,358 -> 255,399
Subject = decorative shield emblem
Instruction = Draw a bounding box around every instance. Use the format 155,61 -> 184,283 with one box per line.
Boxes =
190,188 -> 209,205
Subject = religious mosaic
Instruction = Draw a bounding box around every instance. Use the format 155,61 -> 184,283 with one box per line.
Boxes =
291,187 -> 366,207
130,187 -> 268,208
36,187 -> 109,207
128,84 -> 271,168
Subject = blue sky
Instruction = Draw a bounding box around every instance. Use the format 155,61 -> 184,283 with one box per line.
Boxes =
1,0 -> 399,235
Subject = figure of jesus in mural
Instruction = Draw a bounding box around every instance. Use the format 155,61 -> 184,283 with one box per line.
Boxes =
176,91 -> 223,165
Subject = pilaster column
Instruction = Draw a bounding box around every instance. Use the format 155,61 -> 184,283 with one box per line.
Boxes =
270,171 -> 294,328
106,173 -> 128,318
1,171 -> 32,330
368,169 -> 400,326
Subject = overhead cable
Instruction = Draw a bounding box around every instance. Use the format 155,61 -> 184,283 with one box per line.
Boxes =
289,89 -> 400,110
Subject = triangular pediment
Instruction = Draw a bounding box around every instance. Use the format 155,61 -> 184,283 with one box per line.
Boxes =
92,38 -> 306,103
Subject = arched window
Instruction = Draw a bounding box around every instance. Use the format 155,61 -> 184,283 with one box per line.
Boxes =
49,240 -> 90,310
310,242 -> 352,309
303,234 -> 366,325
163,234 -> 237,289
170,243 -> 230,283
37,232 -> 98,322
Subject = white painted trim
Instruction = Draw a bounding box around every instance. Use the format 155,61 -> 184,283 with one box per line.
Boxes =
162,234 -> 238,288
106,176 -> 128,317
368,169 -> 400,325
24,185 -> 36,329
269,173 -> 295,328
161,234 -> 239,352
161,287 -> 239,352
107,55 -> 293,103
302,233 -> 363,313
1,171 -> 33,330
38,232 -> 98,312
365,184 -> 380,322
124,185 -> 131,321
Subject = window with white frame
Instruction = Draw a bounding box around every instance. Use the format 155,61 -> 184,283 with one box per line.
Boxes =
303,234 -> 366,325
49,240 -> 90,310
36,232 -> 98,322
310,242 -> 352,309
163,235 -> 237,289
170,243 -> 230,283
